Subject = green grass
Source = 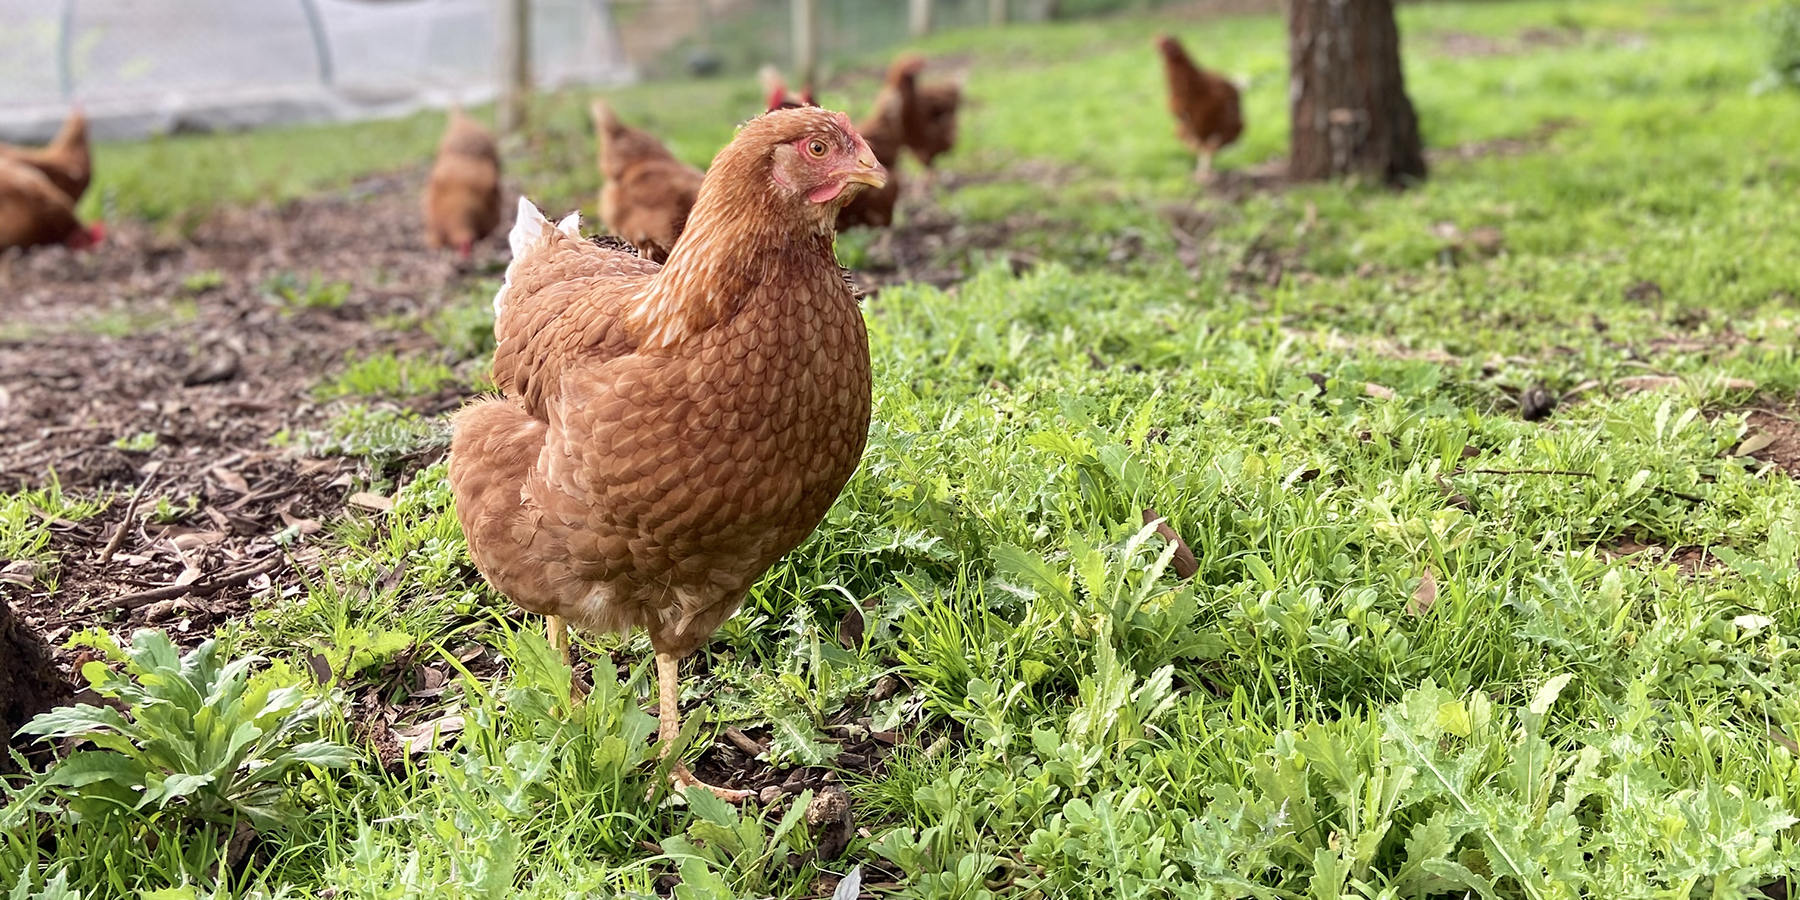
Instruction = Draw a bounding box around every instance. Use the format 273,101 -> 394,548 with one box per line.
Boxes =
9,0 -> 1800,897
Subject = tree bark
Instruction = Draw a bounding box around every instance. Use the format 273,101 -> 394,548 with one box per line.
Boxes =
1287,0 -> 1427,186
2,595 -> 69,759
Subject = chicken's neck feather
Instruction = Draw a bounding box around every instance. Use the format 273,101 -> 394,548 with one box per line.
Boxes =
624,168 -> 840,351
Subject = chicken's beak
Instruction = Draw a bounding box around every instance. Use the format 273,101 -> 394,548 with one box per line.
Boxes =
841,146 -> 887,189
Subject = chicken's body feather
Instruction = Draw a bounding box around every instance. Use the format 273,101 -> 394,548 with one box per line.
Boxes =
0,157 -> 95,250
0,109 -> 91,203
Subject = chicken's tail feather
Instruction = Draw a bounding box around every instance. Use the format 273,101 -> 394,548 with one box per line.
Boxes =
496,198 -> 583,319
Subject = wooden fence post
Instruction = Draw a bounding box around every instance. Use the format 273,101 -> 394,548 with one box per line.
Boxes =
498,0 -> 532,133
910,0 -> 932,37
792,0 -> 818,91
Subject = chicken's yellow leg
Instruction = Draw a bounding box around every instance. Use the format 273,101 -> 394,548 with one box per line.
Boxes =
547,615 -> 571,665
656,649 -> 753,803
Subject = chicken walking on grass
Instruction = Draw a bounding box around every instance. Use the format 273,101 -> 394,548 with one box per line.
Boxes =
422,107 -> 502,259
1157,34 -> 1244,182
448,107 -> 886,801
834,57 -> 920,230
898,58 -> 962,191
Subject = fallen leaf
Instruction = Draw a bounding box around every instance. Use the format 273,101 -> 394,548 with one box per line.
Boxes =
1364,382 -> 1396,401
1733,431 -> 1777,458
167,530 -> 227,552
210,467 -> 250,495
1142,508 -> 1199,580
347,491 -> 394,512
279,511 -> 323,535
391,714 -> 466,756
1615,375 -> 1684,393
1407,567 -> 1438,616
833,866 -> 864,900
305,652 -> 334,686
1771,728 -> 1800,756
0,559 -> 41,586
836,600 -> 867,650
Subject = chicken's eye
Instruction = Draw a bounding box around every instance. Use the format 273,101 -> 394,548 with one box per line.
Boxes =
806,139 -> 828,158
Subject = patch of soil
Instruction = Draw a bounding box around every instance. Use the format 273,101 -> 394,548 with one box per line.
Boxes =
1603,538 -> 1719,576
1428,117 -> 1582,165
0,167 -> 502,681
1739,409 -> 1800,478
850,195 -> 1054,293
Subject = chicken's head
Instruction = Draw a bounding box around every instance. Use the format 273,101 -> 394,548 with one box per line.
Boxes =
64,222 -> 104,251
729,107 -> 887,229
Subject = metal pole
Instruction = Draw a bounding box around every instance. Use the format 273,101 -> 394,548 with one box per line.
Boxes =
57,0 -> 75,100
908,0 -> 931,38
499,0 -> 532,133
297,0 -> 335,87
791,0 -> 817,94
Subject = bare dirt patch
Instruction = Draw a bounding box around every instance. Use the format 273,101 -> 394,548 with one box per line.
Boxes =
0,168 -> 500,677
1738,408 -> 1800,478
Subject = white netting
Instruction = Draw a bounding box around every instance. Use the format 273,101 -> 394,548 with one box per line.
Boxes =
0,0 -> 633,141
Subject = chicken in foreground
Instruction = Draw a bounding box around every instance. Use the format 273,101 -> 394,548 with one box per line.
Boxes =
449,107 -> 886,801
835,57 -> 918,229
0,157 -> 103,252
1156,34 -> 1244,181
593,102 -> 706,264
422,108 -> 503,259
0,107 -> 91,203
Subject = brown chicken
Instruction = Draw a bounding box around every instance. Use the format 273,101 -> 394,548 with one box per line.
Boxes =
1157,34 -> 1244,181
897,58 -> 961,173
835,58 -> 917,229
422,108 -> 503,258
449,107 -> 885,800
0,107 -> 91,203
593,102 -> 706,264
0,157 -> 103,252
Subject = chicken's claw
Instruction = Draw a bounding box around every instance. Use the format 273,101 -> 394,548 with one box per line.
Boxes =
673,764 -> 756,804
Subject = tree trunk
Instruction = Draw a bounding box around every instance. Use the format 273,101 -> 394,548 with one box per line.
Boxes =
1287,0 -> 1426,186
2,595 -> 69,763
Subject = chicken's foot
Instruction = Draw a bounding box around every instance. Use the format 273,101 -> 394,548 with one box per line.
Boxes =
656,650 -> 754,803
1194,151 -> 1215,183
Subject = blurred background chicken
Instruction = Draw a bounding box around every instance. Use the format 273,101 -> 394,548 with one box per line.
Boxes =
422,107 -> 503,258
835,57 -> 919,230
0,157 -> 103,252
1156,34 -> 1243,181
449,107 -> 884,800
0,108 -> 92,204
758,64 -> 814,112
592,101 -> 706,264
900,58 -> 962,182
